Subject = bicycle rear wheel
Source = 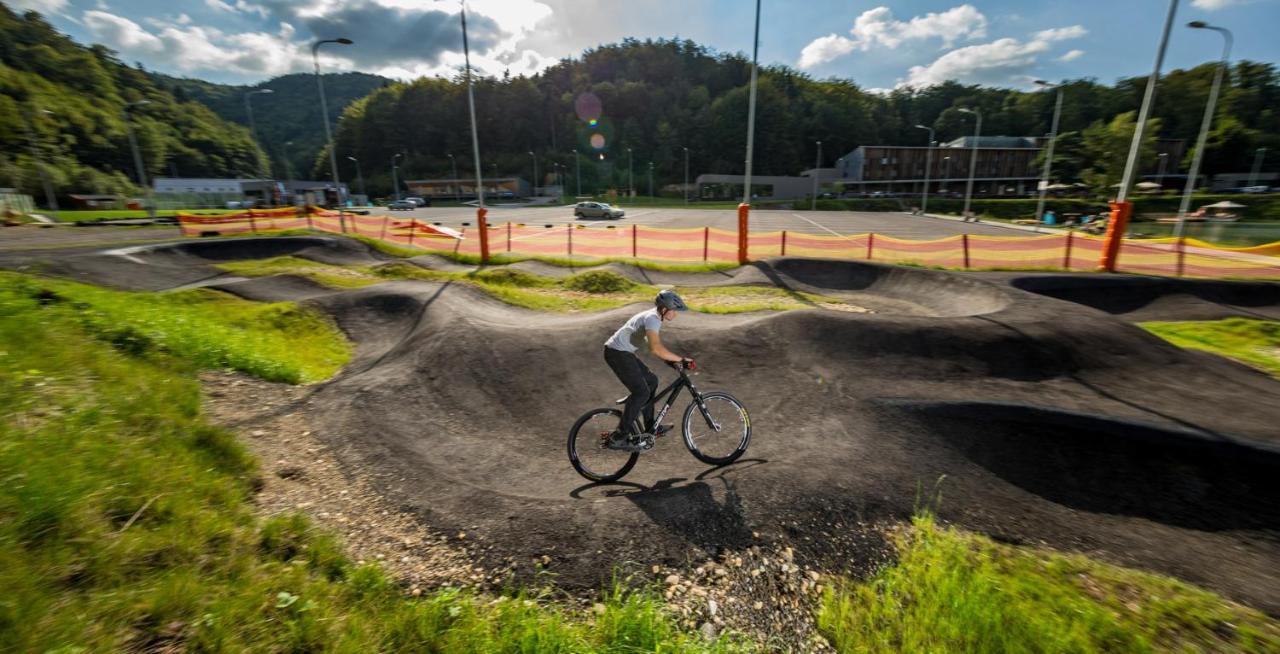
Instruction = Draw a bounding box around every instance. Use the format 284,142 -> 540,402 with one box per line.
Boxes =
682,392 -> 751,466
567,408 -> 638,483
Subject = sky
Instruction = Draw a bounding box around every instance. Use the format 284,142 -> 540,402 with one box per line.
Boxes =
8,0 -> 1280,90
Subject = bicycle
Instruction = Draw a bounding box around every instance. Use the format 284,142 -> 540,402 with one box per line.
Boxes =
567,360 -> 751,482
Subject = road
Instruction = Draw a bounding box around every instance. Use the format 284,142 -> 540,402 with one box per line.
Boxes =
388,206 -> 1024,238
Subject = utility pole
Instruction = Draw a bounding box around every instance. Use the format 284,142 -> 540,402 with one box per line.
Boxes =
123,100 -> 155,219
915,125 -> 935,214
958,107 -> 982,221
313,37 -> 353,227
737,0 -> 762,265
460,1 -> 490,261
1034,80 -> 1064,224
811,140 -> 822,211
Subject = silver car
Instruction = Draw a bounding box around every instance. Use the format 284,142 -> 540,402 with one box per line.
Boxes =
573,202 -> 625,219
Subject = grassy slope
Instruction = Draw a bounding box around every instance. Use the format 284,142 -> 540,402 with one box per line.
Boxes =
0,272 -> 745,653
818,515 -> 1280,653
217,256 -> 848,313
1141,318 -> 1280,379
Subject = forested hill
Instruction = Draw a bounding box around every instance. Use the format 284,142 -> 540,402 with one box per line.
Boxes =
330,38 -> 1278,197
153,72 -> 392,182
0,3 -> 268,200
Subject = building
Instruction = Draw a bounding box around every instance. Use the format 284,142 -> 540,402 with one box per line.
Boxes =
405,177 -> 530,200
837,136 -> 1041,197
694,168 -> 841,201
153,178 -> 349,208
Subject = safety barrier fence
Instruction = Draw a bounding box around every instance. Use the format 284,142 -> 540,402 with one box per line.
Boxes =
178,209 -> 1280,280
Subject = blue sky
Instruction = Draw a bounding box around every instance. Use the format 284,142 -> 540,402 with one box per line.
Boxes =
9,0 -> 1279,89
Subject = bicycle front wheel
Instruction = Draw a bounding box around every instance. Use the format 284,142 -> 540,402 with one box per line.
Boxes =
682,392 -> 751,466
567,408 -> 638,483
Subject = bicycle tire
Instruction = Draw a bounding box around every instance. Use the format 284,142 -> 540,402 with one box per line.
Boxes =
682,391 -> 751,466
567,407 -> 639,482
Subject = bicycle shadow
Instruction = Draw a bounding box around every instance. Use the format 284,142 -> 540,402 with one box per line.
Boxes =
569,459 -> 768,554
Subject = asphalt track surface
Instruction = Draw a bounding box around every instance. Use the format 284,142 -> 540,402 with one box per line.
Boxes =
5,235 -> 1279,612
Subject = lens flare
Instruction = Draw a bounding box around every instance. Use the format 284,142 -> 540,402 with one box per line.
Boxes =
574,92 -> 602,123
590,133 -> 605,149
588,118 -> 598,127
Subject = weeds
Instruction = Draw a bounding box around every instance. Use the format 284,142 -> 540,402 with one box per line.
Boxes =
1141,318 -> 1280,378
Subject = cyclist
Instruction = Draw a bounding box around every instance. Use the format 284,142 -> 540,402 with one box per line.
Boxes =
603,289 -> 694,451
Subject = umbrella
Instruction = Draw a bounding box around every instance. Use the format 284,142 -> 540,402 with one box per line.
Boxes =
1045,183 -> 1072,190
1135,181 -> 1163,189
1202,200 -> 1246,210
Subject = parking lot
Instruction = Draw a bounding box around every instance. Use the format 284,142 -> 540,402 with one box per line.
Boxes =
384,205 -> 1025,239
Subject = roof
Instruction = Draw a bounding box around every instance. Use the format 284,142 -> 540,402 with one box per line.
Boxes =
942,136 -> 1038,149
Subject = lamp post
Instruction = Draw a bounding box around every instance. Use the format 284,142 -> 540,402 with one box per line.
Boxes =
810,140 -> 822,211
1102,0 -> 1179,273
244,88 -> 274,177
1156,152 -> 1169,188
627,147 -> 633,199
1033,80 -> 1064,224
528,151 -> 538,197
391,153 -> 402,201
312,37 -> 352,226
1249,147 -> 1267,188
1176,21 -> 1232,239
22,107 -> 59,220
459,3 -> 490,262
957,107 -> 982,222
648,161 -> 654,198
346,156 -> 365,203
683,147 -> 690,204
123,100 -> 155,218
942,156 -> 951,193
914,125 -> 934,214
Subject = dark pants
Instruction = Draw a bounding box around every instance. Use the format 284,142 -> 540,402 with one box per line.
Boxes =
604,346 -> 658,435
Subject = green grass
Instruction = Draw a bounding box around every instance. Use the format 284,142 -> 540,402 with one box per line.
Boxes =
1140,318 -> 1280,378
0,272 -> 748,653
218,256 -> 850,313
818,514 -> 1280,653
2,272 -> 350,383
52,209 -> 242,222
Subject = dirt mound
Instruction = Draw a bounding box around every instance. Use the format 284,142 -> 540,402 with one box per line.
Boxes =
300,263 -> 1280,611
204,274 -> 339,302
997,273 -> 1280,321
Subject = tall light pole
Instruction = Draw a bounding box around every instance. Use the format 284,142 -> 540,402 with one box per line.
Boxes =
914,125 -> 934,214
346,156 -> 365,202
528,151 -> 538,197
1103,0 -> 1179,273
391,153 -> 402,201
943,156 -> 951,193
123,100 -> 155,219
573,148 -> 581,197
460,2 -> 489,262
1156,153 -> 1169,188
627,147 -> 634,198
810,140 -> 822,211
957,107 -> 982,222
244,89 -> 274,176
683,146 -> 690,204
1032,80 -> 1064,224
1249,147 -> 1267,188
312,37 -> 352,226
22,107 -> 59,220
447,153 -> 458,201
648,161 -> 654,197
1176,21 -> 1231,239
738,0 -> 762,264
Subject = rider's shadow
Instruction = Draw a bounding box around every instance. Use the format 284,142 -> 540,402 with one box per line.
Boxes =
605,473 -> 756,553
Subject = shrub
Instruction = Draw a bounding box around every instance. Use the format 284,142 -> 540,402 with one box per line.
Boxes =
563,271 -> 636,294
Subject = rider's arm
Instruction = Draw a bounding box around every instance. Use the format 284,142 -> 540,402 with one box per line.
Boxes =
645,330 -> 684,363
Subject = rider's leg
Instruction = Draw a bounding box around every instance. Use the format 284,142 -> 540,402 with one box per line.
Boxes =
604,347 -> 652,435
638,361 -> 658,432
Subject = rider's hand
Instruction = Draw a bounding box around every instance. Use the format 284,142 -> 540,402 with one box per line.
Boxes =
681,358 -> 697,371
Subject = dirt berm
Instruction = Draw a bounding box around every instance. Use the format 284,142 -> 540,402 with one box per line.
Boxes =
298,257 -> 1280,613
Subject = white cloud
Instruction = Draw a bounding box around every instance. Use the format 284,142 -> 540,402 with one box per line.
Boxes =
203,0 -> 235,13
83,10 -> 163,53
798,4 -> 988,69
7,0 -> 69,13
1192,0 -> 1238,9
1058,49 -> 1085,62
1034,25 -> 1087,42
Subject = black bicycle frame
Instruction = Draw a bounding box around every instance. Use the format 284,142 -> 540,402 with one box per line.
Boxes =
630,368 -> 719,433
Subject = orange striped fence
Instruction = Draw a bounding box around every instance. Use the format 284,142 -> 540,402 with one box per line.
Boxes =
177,209 -> 1280,280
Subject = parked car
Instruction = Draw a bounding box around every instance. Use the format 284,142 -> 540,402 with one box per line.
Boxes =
573,201 -> 625,219
388,200 -> 417,211
404,196 -> 427,206
1240,186 -> 1271,194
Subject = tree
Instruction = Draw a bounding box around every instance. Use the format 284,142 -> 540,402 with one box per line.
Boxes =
1079,112 -> 1162,196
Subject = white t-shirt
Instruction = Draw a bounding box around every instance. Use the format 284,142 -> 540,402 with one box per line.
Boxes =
604,308 -> 662,354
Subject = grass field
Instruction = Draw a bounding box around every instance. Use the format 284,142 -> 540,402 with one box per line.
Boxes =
52,209 -> 244,222
1141,318 -> 1280,378
818,514 -> 1280,653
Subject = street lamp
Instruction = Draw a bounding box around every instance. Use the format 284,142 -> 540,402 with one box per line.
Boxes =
312,37 -> 352,225
391,153 -> 402,201
648,161 -> 654,198
123,100 -> 155,218
627,147 -> 634,199
683,146 -> 690,204
1176,21 -> 1232,239
528,151 -> 538,198
1156,152 -> 1169,188
943,156 -> 951,193
811,140 -> 822,211
573,148 -> 581,197
21,107 -> 59,220
1249,147 -> 1267,188
913,125 -> 934,214
447,153 -> 458,201
957,107 -> 982,222
346,156 -> 365,203
1033,80 -> 1064,224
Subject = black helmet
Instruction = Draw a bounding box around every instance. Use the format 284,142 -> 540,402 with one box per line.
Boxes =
655,289 -> 688,312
